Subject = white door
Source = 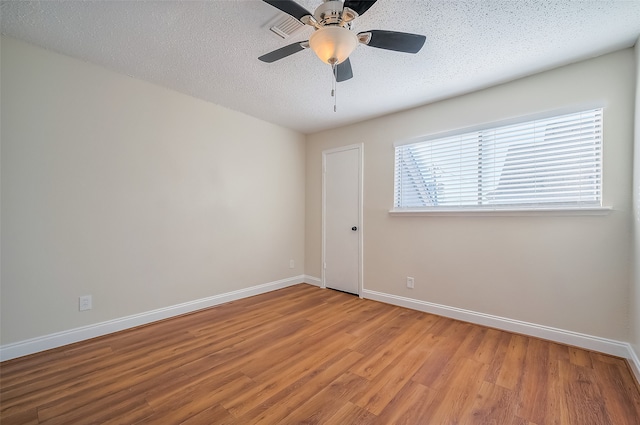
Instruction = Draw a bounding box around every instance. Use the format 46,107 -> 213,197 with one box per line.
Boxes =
323,144 -> 362,295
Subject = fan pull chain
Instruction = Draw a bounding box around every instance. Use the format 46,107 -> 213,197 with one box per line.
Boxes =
331,63 -> 337,112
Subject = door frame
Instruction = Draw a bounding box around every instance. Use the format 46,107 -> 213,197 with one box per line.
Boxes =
322,143 -> 364,297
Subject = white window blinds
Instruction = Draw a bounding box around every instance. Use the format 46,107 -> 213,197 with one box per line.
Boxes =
394,109 -> 603,210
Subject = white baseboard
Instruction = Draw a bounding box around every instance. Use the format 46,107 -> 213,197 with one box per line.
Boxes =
362,289 -> 637,368
0,275 -> 307,362
303,275 -> 322,287
4,278 -> 639,384
627,343 -> 640,383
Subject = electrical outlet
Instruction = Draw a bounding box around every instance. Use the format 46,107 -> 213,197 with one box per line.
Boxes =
406,277 -> 415,289
79,295 -> 92,311
289,259 -> 295,269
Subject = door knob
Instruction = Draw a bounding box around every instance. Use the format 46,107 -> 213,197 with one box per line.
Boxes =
352,226 -> 358,231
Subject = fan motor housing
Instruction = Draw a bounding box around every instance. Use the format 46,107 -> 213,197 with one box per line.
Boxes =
314,1 -> 344,26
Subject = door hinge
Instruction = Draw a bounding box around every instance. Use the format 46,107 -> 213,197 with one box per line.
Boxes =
323,262 -> 327,269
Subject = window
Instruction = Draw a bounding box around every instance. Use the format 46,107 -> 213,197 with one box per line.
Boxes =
393,108 -> 603,211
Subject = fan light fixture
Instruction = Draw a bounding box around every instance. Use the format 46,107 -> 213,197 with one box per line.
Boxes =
309,26 -> 358,65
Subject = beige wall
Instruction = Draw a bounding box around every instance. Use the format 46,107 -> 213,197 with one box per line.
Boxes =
631,38 -> 640,359
0,37 -> 306,345
306,49 -> 635,340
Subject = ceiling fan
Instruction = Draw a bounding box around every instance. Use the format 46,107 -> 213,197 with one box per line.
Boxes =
258,0 -> 426,82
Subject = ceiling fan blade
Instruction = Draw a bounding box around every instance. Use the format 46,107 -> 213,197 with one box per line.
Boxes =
343,0 -> 378,16
335,58 -> 353,82
360,30 -> 426,53
259,41 -> 308,63
262,0 -> 313,22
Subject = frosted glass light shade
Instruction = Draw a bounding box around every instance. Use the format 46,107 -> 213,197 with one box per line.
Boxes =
309,26 -> 358,65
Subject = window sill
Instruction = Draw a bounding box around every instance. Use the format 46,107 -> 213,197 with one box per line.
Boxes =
388,206 -> 613,217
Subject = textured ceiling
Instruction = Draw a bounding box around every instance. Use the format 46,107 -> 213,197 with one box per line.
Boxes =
1,0 -> 640,134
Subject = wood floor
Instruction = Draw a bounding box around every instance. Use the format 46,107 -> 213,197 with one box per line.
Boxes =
1,284 -> 640,424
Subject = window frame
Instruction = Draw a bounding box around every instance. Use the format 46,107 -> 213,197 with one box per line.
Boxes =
391,107 -> 611,216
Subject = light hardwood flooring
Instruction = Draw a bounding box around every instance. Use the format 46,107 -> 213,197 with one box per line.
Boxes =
1,284 -> 640,424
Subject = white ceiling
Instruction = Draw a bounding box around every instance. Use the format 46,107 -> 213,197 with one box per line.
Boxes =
1,0 -> 640,134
